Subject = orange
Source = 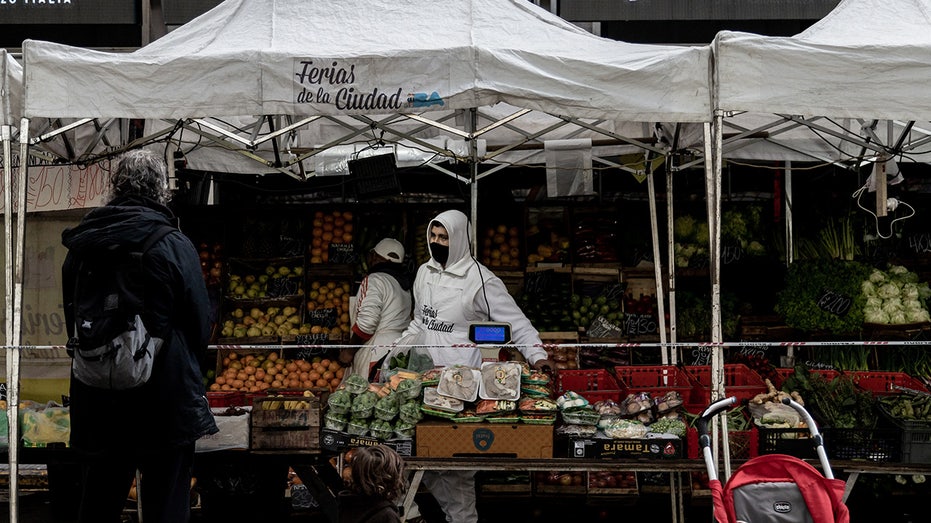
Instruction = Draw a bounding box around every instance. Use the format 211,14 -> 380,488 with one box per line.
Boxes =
320,359 -> 331,368
316,378 -> 328,388
336,368 -> 344,379
329,378 -> 341,389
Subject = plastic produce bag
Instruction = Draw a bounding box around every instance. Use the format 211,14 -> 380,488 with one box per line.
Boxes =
21,401 -> 70,447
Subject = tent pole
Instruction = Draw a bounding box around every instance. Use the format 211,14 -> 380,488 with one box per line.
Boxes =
468,109 -> 478,254
784,160 -> 795,366
7,118 -> 29,523
646,157 -> 668,363
666,155 -> 677,364
707,115 -> 732,480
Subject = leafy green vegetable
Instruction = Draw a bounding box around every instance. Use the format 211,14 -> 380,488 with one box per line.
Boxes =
775,259 -> 871,334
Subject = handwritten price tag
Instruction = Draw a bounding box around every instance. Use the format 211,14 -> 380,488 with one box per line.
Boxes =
623,314 -> 657,336
816,289 -> 852,317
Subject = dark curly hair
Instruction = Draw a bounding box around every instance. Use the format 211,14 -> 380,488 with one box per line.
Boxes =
109,149 -> 171,205
347,445 -> 406,502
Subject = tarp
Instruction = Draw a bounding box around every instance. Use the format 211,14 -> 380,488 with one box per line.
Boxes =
1,50 -> 22,127
22,0 -> 711,123
715,0 -> 931,121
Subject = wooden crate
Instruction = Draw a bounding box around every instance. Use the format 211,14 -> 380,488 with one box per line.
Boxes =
250,395 -> 321,450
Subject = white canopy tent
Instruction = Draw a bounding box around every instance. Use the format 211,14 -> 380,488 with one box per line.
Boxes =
705,0 -> 931,476
13,1 -> 715,520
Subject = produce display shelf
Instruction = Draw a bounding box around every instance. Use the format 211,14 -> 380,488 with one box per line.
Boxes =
686,364 -> 768,405
555,369 -> 623,403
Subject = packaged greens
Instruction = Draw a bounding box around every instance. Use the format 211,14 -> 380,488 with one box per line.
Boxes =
343,374 -> 370,395
351,390 -> 378,419
327,389 -> 352,415
346,417 -> 369,436
399,400 -> 424,424
395,378 -> 423,401
394,420 -> 416,439
324,411 -> 348,432
374,392 -> 400,421
369,419 -> 394,440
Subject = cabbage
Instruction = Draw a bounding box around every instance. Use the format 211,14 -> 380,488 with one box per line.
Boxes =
862,281 -> 877,298
903,284 -> 920,301
869,270 -> 887,283
864,308 -> 890,324
674,216 -> 697,241
890,311 -> 908,324
906,309 -> 931,323
889,265 -> 909,276
881,300 -> 903,316
865,296 -> 883,309
878,283 -> 901,299
904,299 -> 924,311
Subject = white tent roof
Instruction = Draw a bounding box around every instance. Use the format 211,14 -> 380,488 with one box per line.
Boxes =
23,0 -> 711,123
1,50 -> 22,127
715,0 -> 931,121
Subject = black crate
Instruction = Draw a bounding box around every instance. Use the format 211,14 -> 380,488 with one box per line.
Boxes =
823,427 -> 900,463
757,427 -> 817,459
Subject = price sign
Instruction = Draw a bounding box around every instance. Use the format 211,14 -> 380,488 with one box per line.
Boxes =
328,243 -> 357,264
587,315 -> 623,339
907,233 -> 931,254
599,283 -> 627,302
721,241 -> 744,265
689,345 -> 712,366
816,289 -> 852,317
524,270 -> 554,296
279,235 -> 304,257
294,339 -> 330,360
306,308 -> 338,328
266,276 -> 301,297
623,313 -> 657,336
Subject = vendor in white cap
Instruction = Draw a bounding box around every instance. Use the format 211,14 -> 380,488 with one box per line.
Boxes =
338,238 -> 413,380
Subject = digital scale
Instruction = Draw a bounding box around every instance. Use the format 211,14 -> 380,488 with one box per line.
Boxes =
468,322 -> 512,344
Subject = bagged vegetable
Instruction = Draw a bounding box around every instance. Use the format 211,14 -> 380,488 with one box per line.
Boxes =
603,418 -> 648,439
374,392 -> 400,421
327,389 -> 352,415
350,391 -> 379,419
369,419 -> 394,440
343,374 -> 370,395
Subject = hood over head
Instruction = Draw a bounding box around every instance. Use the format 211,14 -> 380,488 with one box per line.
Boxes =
427,209 -> 472,268
61,195 -> 175,255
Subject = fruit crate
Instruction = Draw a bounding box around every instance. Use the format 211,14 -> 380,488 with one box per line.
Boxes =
533,471 -> 587,495
879,404 -> 931,464
846,371 -> 929,395
770,367 -> 841,390
555,369 -> 623,403
821,427 -> 900,463
207,391 -> 246,408
250,395 -> 321,450
686,364 -> 767,406
613,365 -> 695,403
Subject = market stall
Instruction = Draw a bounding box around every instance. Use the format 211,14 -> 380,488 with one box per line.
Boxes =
704,0 -> 931,482
9,0 -> 720,521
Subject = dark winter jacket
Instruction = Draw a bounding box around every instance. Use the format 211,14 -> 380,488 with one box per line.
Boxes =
337,491 -> 401,523
61,195 -> 218,453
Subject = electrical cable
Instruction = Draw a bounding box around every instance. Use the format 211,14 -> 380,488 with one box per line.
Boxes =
852,183 -> 916,240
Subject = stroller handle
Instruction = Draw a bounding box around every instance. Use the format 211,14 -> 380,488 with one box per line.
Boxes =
697,396 -> 738,448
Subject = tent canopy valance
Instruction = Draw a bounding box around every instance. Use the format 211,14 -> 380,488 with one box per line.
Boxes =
23,0 -> 711,123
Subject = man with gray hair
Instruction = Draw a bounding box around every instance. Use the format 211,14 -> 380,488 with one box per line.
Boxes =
62,149 -> 217,522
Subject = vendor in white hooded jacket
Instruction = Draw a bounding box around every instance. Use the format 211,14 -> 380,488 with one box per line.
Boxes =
395,209 -> 554,523
396,209 -> 554,370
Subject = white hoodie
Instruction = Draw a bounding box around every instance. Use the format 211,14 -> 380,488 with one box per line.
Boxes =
396,209 -> 546,368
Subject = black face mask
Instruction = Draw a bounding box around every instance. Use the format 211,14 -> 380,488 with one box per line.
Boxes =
429,242 -> 449,265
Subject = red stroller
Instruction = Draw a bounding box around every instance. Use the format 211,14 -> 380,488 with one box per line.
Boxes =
697,396 -> 850,523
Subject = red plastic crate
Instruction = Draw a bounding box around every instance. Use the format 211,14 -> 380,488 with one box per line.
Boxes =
556,369 -> 623,403
770,367 -> 840,390
846,371 -> 929,395
207,391 -> 245,408
686,364 -> 767,405
686,426 -> 758,460
614,365 -> 695,404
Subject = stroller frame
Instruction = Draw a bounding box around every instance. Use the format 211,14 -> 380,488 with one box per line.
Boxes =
697,396 -> 850,523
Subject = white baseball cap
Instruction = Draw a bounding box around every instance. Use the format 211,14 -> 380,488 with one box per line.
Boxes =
372,238 -> 405,263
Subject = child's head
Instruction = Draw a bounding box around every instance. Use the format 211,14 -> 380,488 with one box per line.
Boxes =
347,445 -> 406,501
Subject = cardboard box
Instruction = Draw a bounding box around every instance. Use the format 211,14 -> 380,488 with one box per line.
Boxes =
565,436 -> 683,460
320,428 -> 415,457
416,421 -> 553,458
